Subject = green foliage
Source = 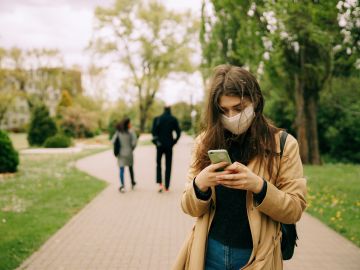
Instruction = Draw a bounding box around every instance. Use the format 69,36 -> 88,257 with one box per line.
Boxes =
43,134 -> 72,148
317,76 -> 360,163
60,106 -> 99,138
27,105 -> 57,146
200,1 -> 359,164
0,130 -> 19,173
200,0 -> 266,76
58,90 -> 72,107
171,102 -> 193,132
56,90 -> 73,118
0,149 -> 107,270
73,94 -> 107,130
107,99 -> 138,138
305,164 -> 360,247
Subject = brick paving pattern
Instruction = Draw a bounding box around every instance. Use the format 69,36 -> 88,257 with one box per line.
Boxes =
17,135 -> 360,269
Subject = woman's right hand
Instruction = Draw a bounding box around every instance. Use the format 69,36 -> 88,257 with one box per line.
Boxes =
195,162 -> 230,192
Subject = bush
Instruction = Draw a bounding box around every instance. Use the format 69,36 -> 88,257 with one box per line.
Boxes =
44,134 -> 72,148
60,106 -> 99,138
27,105 -> 57,146
318,77 -> 360,163
0,130 -> 19,173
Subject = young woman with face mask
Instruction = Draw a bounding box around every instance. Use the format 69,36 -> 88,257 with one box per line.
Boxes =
172,65 -> 307,270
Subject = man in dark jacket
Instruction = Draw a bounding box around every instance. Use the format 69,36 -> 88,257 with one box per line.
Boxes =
152,106 -> 181,192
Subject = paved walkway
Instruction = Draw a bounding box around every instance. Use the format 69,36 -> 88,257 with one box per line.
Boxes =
17,135 -> 360,270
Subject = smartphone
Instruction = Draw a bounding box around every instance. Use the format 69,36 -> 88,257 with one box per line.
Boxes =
208,149 -> 232,171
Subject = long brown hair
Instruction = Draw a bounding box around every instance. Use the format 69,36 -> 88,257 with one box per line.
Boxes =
116,117 -> 130,133
194,64 -> 281,179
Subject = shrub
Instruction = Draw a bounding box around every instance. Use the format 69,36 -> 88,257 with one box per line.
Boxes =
44,134 -> 72,148
0,130 -> 19,173
60,105 -> 99,138
27,105 -> 57,146
318,77 -> 360,163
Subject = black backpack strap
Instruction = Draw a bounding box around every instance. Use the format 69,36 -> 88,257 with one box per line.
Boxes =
278,131 -> 298,260
280,131 -> 288,159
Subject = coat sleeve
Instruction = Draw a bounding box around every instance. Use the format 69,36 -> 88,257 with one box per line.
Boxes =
151,117 -> 159,137
130,130 -> 137,149
173,118 -> 181,143
111,132 -> 117,143
255,134 -> 307,224
181,134 -> 212,218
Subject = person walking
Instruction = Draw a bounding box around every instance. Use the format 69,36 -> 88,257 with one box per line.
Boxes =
112,117 -> 137,193
152,106 -> 181,192
172,65 -> 307,270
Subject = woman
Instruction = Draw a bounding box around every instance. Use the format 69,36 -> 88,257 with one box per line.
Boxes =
173,65 -> 307,270
112,117 -> 137,193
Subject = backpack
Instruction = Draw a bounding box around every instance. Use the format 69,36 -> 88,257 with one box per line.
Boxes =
279,131 -> 298,260
113,132 -> 121,157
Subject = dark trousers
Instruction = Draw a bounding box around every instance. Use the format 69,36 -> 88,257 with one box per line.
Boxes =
156,146 -> 173,189
119,166 -> 135,187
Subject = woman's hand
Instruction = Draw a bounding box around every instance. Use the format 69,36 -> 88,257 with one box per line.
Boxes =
216,162 -> 263,193
195,162 -> 231,192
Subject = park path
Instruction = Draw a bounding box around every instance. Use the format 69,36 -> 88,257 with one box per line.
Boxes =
17,135 -> 360,269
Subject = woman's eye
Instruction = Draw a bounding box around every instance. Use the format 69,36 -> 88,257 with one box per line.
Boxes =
220,108 -> 228,114
234,107 -> 243,112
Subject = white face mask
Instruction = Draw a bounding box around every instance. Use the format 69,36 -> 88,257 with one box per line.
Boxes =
221,104 -> 255,135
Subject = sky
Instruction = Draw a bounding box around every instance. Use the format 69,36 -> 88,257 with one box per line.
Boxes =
0,0 -> 204,105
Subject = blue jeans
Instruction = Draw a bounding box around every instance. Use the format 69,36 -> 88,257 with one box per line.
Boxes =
119,166 -> 135,187
205,237 -> 252,270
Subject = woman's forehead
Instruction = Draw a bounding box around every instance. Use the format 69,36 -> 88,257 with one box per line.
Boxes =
219,95 -> 251,107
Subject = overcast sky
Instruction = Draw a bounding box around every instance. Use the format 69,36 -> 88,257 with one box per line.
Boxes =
0,0 -> 204,104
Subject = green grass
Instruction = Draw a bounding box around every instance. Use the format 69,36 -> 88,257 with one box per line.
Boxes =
8,133 -> 29,150
305,163 -> 360,247
0,149 -> 108,270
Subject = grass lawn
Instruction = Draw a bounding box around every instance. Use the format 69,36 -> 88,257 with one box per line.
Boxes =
0,149 -> 108,270
8,133 -> 29,150
305,163 -> 360,247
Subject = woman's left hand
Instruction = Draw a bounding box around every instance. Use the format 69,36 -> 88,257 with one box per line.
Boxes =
216,162 -> 263,193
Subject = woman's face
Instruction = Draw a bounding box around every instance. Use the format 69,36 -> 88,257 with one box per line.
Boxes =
218,95 -> 252,118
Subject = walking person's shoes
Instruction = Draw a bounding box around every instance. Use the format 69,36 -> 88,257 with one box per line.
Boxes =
131,182 -> 137,190
158,183 -> 163,193
119,186 -> 125,193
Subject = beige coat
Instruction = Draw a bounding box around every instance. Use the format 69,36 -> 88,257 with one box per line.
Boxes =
172,132 -> 307,270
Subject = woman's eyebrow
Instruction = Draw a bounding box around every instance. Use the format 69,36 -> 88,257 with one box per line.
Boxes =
219,102 -> 243,110
232,102 -> 243,108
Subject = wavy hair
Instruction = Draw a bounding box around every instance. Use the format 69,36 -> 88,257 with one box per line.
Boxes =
193,65 -> 281,179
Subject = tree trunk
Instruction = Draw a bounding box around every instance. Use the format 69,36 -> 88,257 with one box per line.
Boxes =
294,73 -> 309,164
139,106 -> 146,133
306,94 -> 321,164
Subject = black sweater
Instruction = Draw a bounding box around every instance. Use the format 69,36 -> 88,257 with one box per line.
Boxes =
193,140 -> 267,248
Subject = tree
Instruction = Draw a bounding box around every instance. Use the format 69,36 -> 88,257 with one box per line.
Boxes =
200,1 -> 359,164
0,48 -> 23,124
262,0 -> 360,164
318,76 -> 360,163
200,0 -> 267,78
90,0 -> 199,132
0,130 -> 19,173
27,105 -> 57,146
171,102 -> 193,132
